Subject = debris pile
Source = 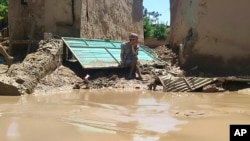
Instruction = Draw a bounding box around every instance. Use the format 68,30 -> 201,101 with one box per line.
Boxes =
145,45 -> 225,92
2,39 -> 250,95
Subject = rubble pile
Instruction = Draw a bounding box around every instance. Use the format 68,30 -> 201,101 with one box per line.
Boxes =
0,39 -> 63,95
153,45 -> 178,65
1,38 -> 250,95
68,45 -> 185,91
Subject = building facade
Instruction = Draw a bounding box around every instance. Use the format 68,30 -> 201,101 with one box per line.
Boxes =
8,0 -> 143,43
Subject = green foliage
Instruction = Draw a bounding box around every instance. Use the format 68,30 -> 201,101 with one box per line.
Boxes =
143,7 -> 169,40
0,0 -> 8,5
143,17 -> 152,39
153,24 -> 168,40
0,0 -> 8,29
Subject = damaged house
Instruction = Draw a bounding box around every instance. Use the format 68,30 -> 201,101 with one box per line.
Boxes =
0,0 -> 144,95
2,0 -> 250,95
8,0 -> 144,54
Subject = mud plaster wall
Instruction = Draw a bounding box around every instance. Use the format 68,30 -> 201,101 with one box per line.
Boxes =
8,0 -> 143,43
169,0 -> 250,74
80,0 -> 144,42
8,0 -> 82,40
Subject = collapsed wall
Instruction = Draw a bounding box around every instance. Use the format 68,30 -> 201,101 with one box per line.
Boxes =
0,40 -> 62,95
3,0 -> 144,95
169,0 -> 250,75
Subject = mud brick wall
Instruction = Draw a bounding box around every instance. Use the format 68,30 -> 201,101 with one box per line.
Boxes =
0,40 -> 63,95
8,0 -> 143,42
80,0 -> 143,42
169,0 -> 250,75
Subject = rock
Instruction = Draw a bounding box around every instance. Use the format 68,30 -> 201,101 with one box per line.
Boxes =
73,84 -> 80,89
202,84 -> 225,92
109,74 -> 118,81
16,78 -> 25,84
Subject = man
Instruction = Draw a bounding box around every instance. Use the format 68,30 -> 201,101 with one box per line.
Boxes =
0,44 -> 13,68
120,33 -> 143,80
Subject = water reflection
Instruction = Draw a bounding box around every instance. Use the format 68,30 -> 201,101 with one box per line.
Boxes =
0,89 -> 250,141
61,90 -> 186,141
6,117 -> 20,138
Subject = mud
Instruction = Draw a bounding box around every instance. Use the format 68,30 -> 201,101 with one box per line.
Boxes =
1,36 -> 250,141
1,38 -> 250,95
1,89 -> 250,141
0,39 -> 172,95
0,39 -> 63,95
33,44 -> 180,94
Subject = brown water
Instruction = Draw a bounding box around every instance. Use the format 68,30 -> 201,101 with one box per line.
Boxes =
0,89 -> 250,141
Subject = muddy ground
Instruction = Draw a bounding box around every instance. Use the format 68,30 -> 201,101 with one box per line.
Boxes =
0,38 -> 180,95
1,38 -> 250,95
34,43 -> 186,94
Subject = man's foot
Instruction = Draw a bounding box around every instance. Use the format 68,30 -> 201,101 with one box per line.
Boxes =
7,56 -> 13,68
127,75 -> 134,80
128,72 -> 136,80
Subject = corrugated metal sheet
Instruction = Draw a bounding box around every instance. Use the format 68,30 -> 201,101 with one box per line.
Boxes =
62,37 -> 158,69
158,75 -> 217,92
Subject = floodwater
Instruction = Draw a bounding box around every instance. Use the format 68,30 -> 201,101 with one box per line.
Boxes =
0,89 -> 250,141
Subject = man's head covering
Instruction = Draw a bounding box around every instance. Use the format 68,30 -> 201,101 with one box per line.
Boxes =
129,33 -> 138,39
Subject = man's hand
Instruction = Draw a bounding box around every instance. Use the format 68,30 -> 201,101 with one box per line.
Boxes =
131,45 -> 137,56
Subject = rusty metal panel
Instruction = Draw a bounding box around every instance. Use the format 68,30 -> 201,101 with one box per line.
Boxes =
62,37 -> 158,69
158,76 -> 217,92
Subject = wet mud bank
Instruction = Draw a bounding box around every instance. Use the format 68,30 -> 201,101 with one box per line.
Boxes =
0,40 -> 63,95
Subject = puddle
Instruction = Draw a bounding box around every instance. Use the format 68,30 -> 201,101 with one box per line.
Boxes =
0,89 -> 250,141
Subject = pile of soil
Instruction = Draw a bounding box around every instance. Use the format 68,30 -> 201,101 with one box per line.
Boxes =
4,38 -> 247,95
0,39 -> 63,95
34,62 -> 160,94
0,37 -> 185,95
34,44 -> 181,94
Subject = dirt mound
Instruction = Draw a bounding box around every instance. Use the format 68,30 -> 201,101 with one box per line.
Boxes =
0,40 -> 63,95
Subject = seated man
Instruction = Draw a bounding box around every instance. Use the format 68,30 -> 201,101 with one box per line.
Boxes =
120,33 -> 143,80
0,44 -> 13,68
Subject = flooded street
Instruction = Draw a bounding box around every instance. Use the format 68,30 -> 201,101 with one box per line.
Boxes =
0,89 -> 250,141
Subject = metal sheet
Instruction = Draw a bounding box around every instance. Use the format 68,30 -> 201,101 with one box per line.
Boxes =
62,37 -> 158,69
158,76 -> 217,92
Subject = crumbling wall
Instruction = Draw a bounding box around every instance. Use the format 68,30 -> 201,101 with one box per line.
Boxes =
80,0 -> 144,42
0,40 -> 63,95
169,0 -> 250,75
